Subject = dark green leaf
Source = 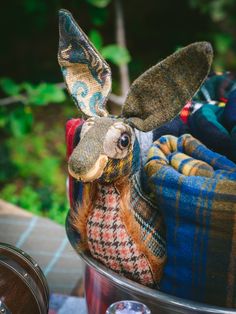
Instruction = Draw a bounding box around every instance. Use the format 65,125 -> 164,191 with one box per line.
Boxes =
89,6 -> 108,26
0,108 -> 7,128
8,107 -> 33,137
89,29 -> 103,50
213,33 -> 233,55
27,83 -> 66,106
101,45 -> 131,65
86,0 -> 111,8
23,0 -> 47,14
0,78 -> 21,96
20,82 -> 34,94
18,186 -> 42,213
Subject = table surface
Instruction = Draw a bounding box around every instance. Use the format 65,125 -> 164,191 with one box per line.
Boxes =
0,199 -> 84,295
49,294 -> 87,314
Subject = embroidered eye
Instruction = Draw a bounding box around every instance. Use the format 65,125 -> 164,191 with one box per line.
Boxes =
118,133 -> 130,149
103,122 -> 134,159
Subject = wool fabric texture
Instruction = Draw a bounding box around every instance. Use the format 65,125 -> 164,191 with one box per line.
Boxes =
223,88 -> 236,131
86,183 -> 155,287
145,134 -> 236,307
66,118 -> 84,210
188,102 -> 236,162
69,117 -> 116,176
58,9 -> 213,133
65,118 -> 166,287
152,73 -> 236,163
153,115 -> 189,142
122,42 -> 213,132
195,71 -> 236,102
58,10 -> 111,118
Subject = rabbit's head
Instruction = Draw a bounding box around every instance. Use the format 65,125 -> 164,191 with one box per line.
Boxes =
58,9 -> 213,184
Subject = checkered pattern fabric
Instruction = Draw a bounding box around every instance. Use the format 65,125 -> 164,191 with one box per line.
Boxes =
87,183 -> 154,287
99,151 -> 133,183
130,174 -> 166,260
145,134 -> 236,307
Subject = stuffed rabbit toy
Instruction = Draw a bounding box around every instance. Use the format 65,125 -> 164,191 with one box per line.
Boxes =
58,9 -> 213,288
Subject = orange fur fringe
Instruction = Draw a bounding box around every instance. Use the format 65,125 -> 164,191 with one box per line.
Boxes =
71,177 -> 166,282
116,178 -> 166,283
71,182 -> 98,251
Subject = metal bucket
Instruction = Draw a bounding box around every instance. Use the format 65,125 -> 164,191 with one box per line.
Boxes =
66,218 -> 235,314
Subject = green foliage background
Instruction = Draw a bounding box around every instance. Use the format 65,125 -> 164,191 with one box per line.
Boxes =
0,0 -> 235,224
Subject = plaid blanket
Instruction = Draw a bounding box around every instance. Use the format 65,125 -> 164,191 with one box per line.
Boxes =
145,134 -> 236,307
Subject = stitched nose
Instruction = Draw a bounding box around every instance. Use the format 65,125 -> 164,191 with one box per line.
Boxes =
68,138 -> 103,177
68,151 -> 86,176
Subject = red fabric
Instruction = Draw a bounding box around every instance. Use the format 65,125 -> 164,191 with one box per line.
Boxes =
65,118 -> 84,159
219,97 -> 228,103
65,118 -> 84,208
180,101 -> 192,124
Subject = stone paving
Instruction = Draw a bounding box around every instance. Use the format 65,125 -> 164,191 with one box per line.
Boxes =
0,199 -> 84,295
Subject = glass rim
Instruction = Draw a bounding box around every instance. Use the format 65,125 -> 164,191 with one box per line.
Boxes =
106,300 -> 151,313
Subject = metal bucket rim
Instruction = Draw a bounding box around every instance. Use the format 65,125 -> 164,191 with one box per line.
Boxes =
79,251 -> 235,314
65,214 -> 235,314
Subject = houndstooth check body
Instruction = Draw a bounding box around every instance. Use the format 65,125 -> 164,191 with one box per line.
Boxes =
86,183 -> 155,286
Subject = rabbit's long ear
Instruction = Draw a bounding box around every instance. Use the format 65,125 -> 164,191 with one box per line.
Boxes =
58,9 -> 111,117
122,42 -> 213,132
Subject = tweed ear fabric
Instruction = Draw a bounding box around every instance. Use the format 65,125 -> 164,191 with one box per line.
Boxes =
58,9 -> 111,117
145,134 -> 236,307
122,42 -> 213,132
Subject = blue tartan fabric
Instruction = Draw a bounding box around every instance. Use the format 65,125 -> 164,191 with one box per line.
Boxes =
145,134 -> 236,307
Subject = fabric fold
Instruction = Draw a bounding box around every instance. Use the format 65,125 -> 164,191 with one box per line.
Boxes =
145,134 -> 236,307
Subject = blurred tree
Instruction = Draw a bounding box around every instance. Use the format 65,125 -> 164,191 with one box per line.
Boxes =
188,0 -> 236,70
0,0 -> 132,223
